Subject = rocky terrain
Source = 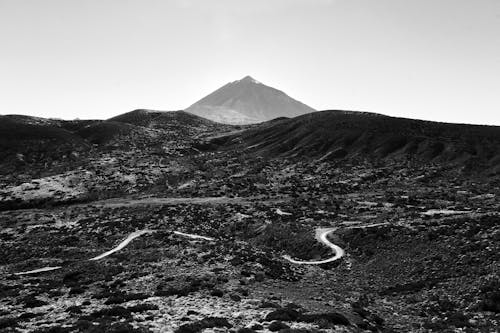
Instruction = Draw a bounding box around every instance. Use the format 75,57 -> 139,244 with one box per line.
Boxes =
1,110 -> 499,332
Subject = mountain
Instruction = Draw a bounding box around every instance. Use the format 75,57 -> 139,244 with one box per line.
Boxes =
185,76 -> 316,124
206,110 -> 500,174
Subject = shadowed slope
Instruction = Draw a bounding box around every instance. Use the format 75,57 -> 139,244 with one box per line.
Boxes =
0,115 -> 91,167
109,109 -> 224,128
75,121 -> 136,144
208,110 -> 500,173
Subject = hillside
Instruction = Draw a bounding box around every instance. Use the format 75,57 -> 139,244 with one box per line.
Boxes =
207,110 -> 500,173
75,121 -> 136,145
0,115 -> 92,176
108,109 -> 235,136
109,109 -> 224,128
185,76 -> 316,124
0,111 -> 234,185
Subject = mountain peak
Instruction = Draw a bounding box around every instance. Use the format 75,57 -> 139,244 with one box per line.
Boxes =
185,76 -> 316,125
239,75 -> 260,84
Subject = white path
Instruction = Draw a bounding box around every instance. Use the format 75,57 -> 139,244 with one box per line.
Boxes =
283,223 -> 393,265
13,229 -> 217,275
88,229 -> 154,261
14,230 -> 154,275
282,228 -> 345,265
173,231 -> 215,241
14,266 -> 63,276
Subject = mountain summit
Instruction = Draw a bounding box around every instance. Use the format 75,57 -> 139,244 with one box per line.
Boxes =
185,76 -> 316,124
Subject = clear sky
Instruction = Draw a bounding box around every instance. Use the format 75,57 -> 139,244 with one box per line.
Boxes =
1,0 -> 499,125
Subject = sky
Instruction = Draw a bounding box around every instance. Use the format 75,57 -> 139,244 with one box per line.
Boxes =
1,0 -> 499,125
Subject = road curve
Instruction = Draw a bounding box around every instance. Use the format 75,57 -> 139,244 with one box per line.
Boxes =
282,228 -> 345,265
88,229 -> 154,261
14,230 -> 154,275
13,229 -> 214,275
14,225 -> 348,275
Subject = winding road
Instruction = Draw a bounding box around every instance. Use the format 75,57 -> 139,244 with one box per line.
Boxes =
281,222 -> 393,265
88,229 -> 154,261
14,223 -> 359,275
14,229 -> 213,275
282,228 -> 345,265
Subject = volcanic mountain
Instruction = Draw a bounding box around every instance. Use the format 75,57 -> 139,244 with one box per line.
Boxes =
185,76 -> 316,124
